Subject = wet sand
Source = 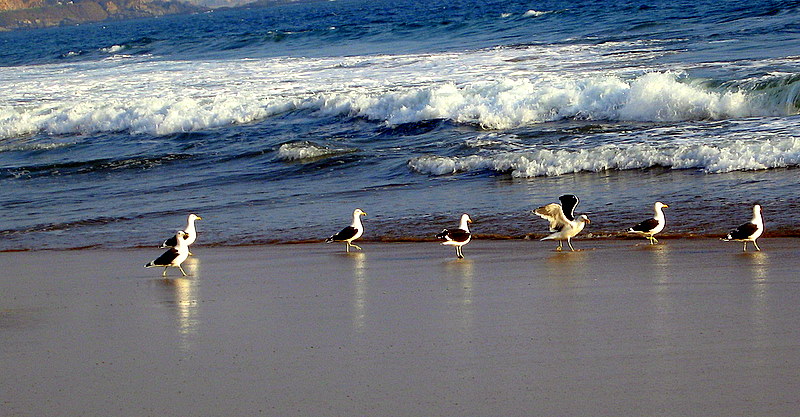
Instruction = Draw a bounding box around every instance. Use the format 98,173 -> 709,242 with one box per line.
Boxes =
2,239 -> 800,416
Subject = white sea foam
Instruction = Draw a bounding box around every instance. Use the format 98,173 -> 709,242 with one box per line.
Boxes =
0,94 -> 295,137
0,141 -> 74,153
0,44 -> 796,139
463,134 -> 507,148
523,10 -> 550,17
100,45 -> 126,54
408,136 -> 800,177
276,141 -> 353,161
315,72 -> 781,128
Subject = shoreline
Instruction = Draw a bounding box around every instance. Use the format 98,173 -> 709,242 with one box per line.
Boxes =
3,239 -> 800,416
2,233 -> 795,253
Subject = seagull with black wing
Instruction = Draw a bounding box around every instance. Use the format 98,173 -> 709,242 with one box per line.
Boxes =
436,213 -> 472,259
627,201 -> 669,244
721,204 -> 763,252
533,194 -> 590,251
146,231 -> 190,277
326,208 -> 367,252
160,213 -> 202,255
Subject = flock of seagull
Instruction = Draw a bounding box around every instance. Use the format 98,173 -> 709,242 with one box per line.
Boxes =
144,214 -> 202,277
144,196 -> 765,276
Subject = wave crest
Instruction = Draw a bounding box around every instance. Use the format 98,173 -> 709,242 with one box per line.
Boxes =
408,137 -> 800,177
0,96 -> 295,138
523,10 -> 551,17
276,141 -> 355,162
318,72 -> 796,129
2,71 -> 798,139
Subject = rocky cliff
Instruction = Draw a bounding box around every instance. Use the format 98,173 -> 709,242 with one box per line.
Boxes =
0,0 -> 205,31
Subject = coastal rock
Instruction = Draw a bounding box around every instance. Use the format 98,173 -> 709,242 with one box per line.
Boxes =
0,0 -> 205,31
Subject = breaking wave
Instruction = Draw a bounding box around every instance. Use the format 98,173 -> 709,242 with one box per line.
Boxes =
1,70 -> 798,139
522,10 -> 552,18
318,72 -> 799,128
408,137 -> 800,177
0,96 -> 295,138
276,141 -> 355,162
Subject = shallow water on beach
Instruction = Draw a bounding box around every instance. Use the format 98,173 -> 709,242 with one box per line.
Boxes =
1,0 -> 799,250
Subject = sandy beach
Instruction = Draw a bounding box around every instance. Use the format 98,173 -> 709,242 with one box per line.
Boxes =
2,239 -> 799,416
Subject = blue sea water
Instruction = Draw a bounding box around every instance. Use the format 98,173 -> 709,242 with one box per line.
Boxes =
1,0 -> 799,250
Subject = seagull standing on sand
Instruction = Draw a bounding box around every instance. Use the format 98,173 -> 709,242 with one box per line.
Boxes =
533,194 -> 591,251
146,231 -> 190,276
627,202 -> 669,244
436,213 -> 472,259
722,204 -> 764,252
161,213 -> 202,255
326,208 -> 366,252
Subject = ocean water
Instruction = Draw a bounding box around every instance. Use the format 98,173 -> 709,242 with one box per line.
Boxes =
1,0 -> 799,250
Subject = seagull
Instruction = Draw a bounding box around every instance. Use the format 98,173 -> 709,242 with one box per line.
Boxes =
533,194 -> 591,251
326,208 -> 366,252
161,214 -> 202,255
146,231 -> 190,276
722,204 -> 764,252
436,213 -> 472,259
627,202 -> 669,244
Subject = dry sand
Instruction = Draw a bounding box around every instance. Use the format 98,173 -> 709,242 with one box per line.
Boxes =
2,239 -> 800,416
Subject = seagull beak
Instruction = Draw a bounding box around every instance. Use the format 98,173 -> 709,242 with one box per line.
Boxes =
585,219 -> 591,224
663,205 -> 669,208
196,216 -> 202,220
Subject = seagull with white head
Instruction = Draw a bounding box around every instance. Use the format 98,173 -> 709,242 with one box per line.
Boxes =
533,194 -> 590,251
326,208 -> 367,252
161,213 -> 202,255
436,213 -> 473,259
722,204 -> 764,251
627,201 -> 669,244
146,231 -> 190,276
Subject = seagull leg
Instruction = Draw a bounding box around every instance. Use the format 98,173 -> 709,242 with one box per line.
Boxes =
753,240 -> 761,251
457,246 -> 464,259
567,238 -> 575,252
652,236 -> 658,244
556,241 -> 563,251
162,267 -> 168,277
351,243 -> 362,251
742,242 -> 747,252
178,266 -> 187,276
345,242 -> 350,253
